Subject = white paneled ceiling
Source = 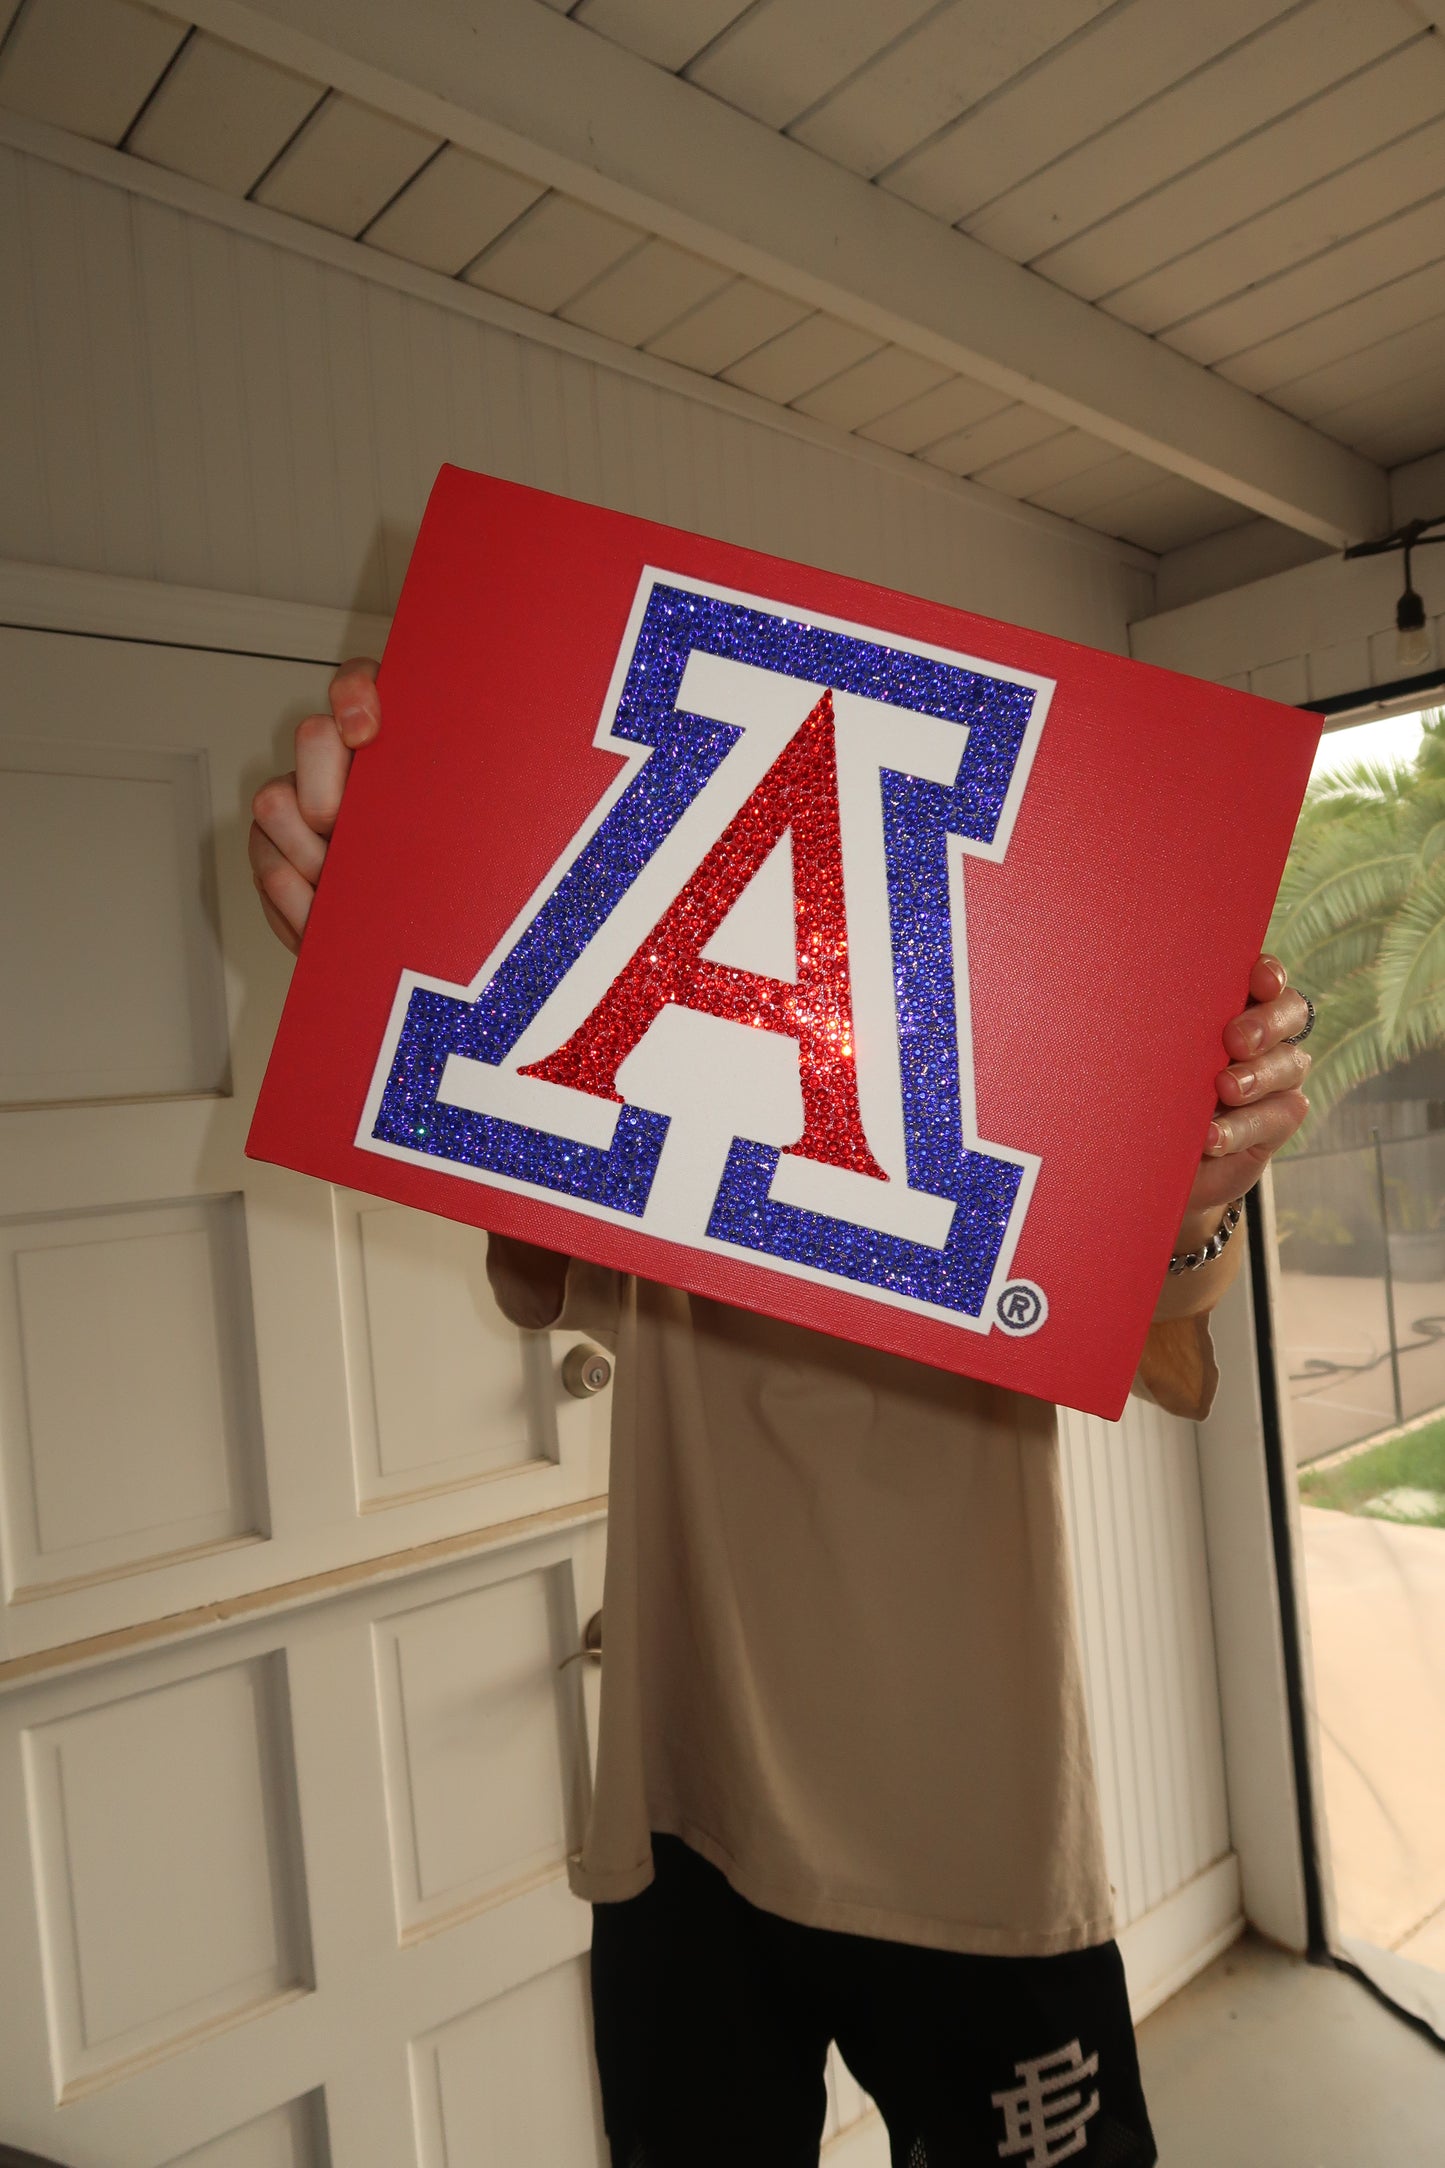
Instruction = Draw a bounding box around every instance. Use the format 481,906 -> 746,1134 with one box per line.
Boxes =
573,0 -> 754,75
462,192 -> 644,313
251,94 -> 439,237
2,0 -> 1442,566
644,279 -> 812,375
124,33 -> 319,197
363,147 -> 546,278
0,0 -> 183,146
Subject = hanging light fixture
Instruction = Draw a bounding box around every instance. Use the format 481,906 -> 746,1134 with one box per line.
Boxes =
1343,514 -> 1444,675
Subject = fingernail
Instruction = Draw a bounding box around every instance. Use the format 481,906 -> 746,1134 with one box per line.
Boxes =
1237,1022 -> 1263,1053
1207,1122 -> 1228,1154
1234,1068 -> 1256,1098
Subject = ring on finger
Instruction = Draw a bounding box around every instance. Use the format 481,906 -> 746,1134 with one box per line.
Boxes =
1283,993 -> 1315,1045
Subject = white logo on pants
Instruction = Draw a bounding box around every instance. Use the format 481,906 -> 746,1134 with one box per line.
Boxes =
993,2039 -> 1100,2163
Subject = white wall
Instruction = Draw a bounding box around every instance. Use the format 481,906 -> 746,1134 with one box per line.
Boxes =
0,139 -> 1152,642
1134,502 -> 1445,704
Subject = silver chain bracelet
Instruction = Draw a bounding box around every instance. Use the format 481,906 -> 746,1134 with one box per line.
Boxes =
1168,1197 -> 1244,1275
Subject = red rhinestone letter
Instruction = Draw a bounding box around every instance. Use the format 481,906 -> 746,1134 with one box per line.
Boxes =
521,689 -> 886,1179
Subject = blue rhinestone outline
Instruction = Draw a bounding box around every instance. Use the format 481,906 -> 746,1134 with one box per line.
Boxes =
367,575 -> 1042,1314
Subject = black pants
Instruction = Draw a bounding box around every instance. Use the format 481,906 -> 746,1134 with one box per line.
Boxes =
591,1835 -> 1156,2168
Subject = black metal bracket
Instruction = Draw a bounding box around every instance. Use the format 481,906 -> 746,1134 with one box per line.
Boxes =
1342,513 -> 1445,563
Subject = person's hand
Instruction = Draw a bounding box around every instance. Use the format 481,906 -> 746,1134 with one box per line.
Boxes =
249,658 -> 380,953
1174,953 -> 1310,1252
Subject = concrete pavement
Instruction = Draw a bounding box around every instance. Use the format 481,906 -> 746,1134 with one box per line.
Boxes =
1301,1505 -> 1445,1960
1278,1270 -> 1445,1462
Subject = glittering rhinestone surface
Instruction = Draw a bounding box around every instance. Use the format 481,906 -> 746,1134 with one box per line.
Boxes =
370,577 -> 1039,1316
522,688 -> 887,1180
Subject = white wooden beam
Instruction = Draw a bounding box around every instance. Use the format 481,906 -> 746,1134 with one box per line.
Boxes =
182,0 -> 1388,548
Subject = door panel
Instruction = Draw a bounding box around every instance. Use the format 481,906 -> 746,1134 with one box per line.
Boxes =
167,2093 -> 330,2167
0,627 -> 610,1661
334,1191 -> 562,1510
409,1956 -> 602,2167
0,1195 -> 266,1591
0,1523 -> 609,2164
0,736 -> 230,1107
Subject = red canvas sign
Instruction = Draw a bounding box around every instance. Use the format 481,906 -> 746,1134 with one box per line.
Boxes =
247,467 -> 1319,1418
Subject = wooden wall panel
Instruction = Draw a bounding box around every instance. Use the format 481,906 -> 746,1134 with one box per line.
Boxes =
0,145 -> 1152,643
1059,1398 -> 1232,1932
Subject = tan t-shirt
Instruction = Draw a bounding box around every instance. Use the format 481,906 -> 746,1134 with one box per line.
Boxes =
488,1238 -> 1233,1959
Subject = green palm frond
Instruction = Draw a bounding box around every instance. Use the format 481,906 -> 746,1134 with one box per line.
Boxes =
1396,784 -> 1445,840
1270,825 -> 1417,964
1301,756 -> 1417,813
1282,710 -> 1445,1121
1375,859 -> 1445,1054
1413,709 -> 1445,781
1276,792 -> 1407,877
1280,917 -> 1387,989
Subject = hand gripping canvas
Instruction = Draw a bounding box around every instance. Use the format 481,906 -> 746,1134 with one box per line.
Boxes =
247,468 -> 1319,1417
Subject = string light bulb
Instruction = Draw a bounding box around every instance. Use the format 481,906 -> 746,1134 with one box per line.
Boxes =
1343,514 -> 1443,676
1396,571 -> 1431,672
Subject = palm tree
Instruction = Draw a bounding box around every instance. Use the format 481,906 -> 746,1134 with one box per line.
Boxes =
1267,708 -> 1445,1123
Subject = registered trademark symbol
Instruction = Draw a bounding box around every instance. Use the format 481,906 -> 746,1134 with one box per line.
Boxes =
996,1280 -> 1047,1335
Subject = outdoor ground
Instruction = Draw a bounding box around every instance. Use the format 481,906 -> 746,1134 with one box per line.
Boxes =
1300,1434 -> 1445,1965
1277,1270 -> 1445,1462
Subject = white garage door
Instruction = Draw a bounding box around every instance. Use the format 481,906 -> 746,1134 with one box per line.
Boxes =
0,622 -> 740,2168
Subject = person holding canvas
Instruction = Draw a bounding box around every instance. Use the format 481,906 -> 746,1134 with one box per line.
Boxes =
251,660 -> 1311,2168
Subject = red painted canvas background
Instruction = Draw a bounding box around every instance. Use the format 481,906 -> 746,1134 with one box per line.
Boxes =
247,466 -> 1319,1418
